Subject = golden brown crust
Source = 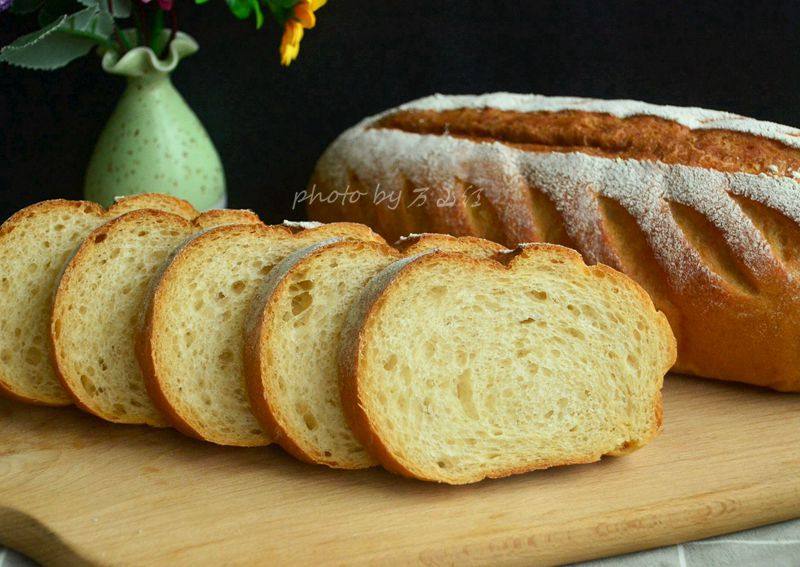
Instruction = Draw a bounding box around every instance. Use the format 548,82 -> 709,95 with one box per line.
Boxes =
139,222 -> 385,446
109,193 -> 198,220
193,209 -> 262,229
245,238 -> 399,468
0,200 -> 106,406
50,209 -> 193,426
374,108 -> 800,177
0,200 -> 105,239
136,223 -> 293,444
310,101 -> 800,392
394,232 -> 509,256
243,247 -> 321,464
338,243 -> 675,483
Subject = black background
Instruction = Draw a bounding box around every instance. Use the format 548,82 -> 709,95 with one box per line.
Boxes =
2,0 -> 800,222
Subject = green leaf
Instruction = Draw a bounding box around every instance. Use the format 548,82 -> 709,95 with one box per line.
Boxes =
65,5 -> 113,36
0,6 -> 113,70
225,0 -> 251,19
82,0 -> 131,19
9,0 -> 45,15
0,16 -> 91,69
194,0 -> 211,4
251,0 -> 263,28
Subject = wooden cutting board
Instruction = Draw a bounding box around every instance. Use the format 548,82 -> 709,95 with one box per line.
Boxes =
1,374 -> 799,566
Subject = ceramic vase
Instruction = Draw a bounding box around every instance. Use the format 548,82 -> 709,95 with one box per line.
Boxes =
84,32 -> 226,210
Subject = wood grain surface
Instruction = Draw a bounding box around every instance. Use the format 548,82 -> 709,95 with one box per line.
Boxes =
0,374 -> 799,566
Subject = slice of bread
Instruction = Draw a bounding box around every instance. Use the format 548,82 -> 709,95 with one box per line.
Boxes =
50,209 -> 260,426
395,233 -> 509,257
338,244 -> 677,484
244,239 -> 401,468
137,222 -> 385,446
110,193 -> 199,220
0,195 -> 197,406
193,209 -> 262,229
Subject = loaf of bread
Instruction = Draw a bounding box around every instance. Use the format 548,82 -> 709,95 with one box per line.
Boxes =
308,93 -> 800,392
50,209 -> 262,426
137,222 -> 385,447
338,243 -> 676,484
0,194 -> 197,406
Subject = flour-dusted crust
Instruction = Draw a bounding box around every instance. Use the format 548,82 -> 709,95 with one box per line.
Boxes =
396,93 -> 800,147
311,93 -> 800,391
282,220 -> 324,231
338,243 -> 675,484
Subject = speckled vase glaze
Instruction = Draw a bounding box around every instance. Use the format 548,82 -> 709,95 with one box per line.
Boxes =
84,32 -> 226,210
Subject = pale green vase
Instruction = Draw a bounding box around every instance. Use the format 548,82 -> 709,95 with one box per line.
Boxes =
84,32 -> 226,211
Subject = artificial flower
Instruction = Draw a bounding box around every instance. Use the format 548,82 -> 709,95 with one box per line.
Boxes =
279,0 -> 327,66
141,0 -> 174,11
280,19 -> 303,66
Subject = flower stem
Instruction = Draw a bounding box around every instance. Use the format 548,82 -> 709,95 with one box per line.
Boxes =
115,26 -> 132,52
106,0 -> 132,53
163,5 -> 178,58
61,28 -> 116,50
150,8 -> 164,52
133,0 -> 148,47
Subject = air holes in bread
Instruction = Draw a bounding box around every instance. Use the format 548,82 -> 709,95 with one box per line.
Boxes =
529,290 -> 548,301
291,292 -> 313,316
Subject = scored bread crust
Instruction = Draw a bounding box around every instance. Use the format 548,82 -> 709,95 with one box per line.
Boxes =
137,222 -> 386,446
244,238 -> 400,469
310,93 -> 800,392
338,243 -> 676,484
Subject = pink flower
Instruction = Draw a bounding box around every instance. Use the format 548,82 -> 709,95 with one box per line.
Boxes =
140,0 -> 174,11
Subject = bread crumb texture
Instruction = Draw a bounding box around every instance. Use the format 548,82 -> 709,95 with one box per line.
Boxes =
147,223 -> 383,446
0,195 -> 198,405
52,210 -> 195,425
351,246 -> 675,484
257,240 -> 399,468
0,201 -> 106,404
